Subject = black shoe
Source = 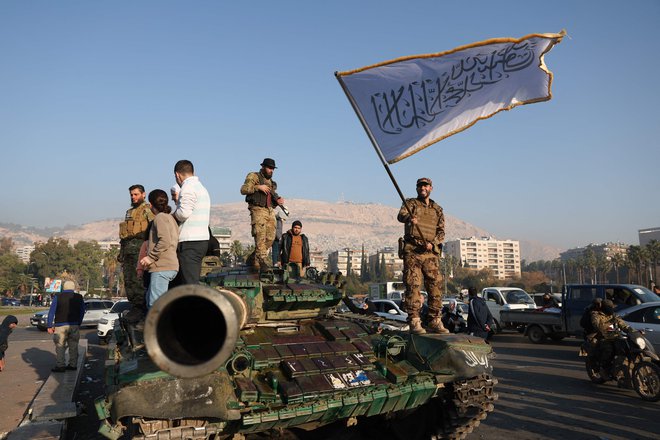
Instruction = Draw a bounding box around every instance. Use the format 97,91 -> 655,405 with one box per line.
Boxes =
65,365 -> 77,371
51,366 -> 66,373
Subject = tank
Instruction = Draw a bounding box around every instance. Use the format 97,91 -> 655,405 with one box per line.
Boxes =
95,265 -> 497,439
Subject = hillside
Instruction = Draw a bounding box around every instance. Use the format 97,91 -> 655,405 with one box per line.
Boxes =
1,199 -> 561,260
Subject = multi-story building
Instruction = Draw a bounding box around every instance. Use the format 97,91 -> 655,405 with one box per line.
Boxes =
97,241 -> 120,252
14,245 -> 35,263
327,248 -> 362,277
639,227 -> 660,247
444,236 -> 521,280
559,242 -> 629,262
210,227 -> 232,255
309,250 -> 327,271
368,247 -> 403,279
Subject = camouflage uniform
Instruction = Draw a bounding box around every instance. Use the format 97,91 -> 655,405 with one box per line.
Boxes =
397,197 -> 445,322
118,202 -> 154,310
240,171 -> 280,270
591,309 -> 632,373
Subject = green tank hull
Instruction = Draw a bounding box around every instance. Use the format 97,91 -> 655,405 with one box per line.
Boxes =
96,266 -> 497,439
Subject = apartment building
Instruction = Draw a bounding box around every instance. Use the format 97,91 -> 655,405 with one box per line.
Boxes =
368,247 -> 403,279
327,248 -> 362,277
444,236 -> 521,280
210,227 -> 232,255
559,242 -> 629,262
639,227 -> 660,247
14,245 -> 35,263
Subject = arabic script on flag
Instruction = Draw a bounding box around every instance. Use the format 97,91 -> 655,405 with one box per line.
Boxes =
336,32 -> 564,163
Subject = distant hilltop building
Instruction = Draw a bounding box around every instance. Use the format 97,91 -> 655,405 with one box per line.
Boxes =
98,241 -> 120,251
444,236 -> 521,280
559,242 -> 628,262
639,227 -> 660,247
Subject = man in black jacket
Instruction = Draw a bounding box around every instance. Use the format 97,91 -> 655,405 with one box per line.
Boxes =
0,315 -> 18,372
280,220 -> 310,276
47,281 -> 85,372
467,287 -> 494,339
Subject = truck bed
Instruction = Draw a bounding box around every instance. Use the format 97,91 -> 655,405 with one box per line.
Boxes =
500,309 -> 562,326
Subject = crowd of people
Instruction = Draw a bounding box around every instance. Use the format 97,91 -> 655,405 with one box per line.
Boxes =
115,157 -> 312,323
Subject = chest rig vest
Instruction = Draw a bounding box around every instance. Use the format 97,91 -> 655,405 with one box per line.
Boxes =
245,172 -> 278,208
404,199 -> 442,242
119,202 -> 151,240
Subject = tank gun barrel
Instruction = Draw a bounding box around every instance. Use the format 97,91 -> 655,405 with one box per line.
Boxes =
144,285 -> 249,378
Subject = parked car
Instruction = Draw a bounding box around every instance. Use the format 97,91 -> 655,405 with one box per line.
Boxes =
370,298 -> 468,329
1,297 -> 21,306
619,301 -> 660,353
30,310 -> 49,331
481,287 -> 537,332
97,300 -> 132,343
82,299 -> 115,327
20,294 -> 43,306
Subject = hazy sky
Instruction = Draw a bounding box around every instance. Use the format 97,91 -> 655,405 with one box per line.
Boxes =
1,1 -> 658,250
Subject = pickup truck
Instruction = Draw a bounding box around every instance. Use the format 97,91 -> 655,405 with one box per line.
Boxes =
500,283 -> 660,343
480,287 -> 537,332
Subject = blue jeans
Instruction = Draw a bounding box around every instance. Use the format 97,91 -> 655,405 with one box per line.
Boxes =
148,270 -> 178,307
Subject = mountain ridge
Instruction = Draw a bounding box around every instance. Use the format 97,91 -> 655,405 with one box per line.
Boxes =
1,199 -> 561,261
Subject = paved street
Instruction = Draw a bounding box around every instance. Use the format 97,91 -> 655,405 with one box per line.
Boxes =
2,313 -> 659,440
0,314 -> 55,437
471,333 -> 659,440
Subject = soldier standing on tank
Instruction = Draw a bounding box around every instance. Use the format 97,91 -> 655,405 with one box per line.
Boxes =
240,158 -> 286,271
118,184 -> 154,320
397,177 -> 449,335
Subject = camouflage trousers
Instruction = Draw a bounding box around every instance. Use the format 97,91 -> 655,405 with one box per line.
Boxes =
402,250 -> 443,320
121,240 -> 146,309
249,206 -> 276,270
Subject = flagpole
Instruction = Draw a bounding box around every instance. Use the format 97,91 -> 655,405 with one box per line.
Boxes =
335,72 -> 426,241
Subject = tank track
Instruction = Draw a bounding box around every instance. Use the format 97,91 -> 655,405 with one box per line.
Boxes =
124,374 -> 497,440
437,374 -> 498,440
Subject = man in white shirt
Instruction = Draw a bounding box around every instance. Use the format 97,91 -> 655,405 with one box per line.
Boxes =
172,160 -> 211,285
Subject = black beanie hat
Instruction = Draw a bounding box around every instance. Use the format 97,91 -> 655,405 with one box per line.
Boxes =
292,220 -> 302,228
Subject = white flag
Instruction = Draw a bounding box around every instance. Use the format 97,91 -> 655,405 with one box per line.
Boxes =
337,32 -> 564,164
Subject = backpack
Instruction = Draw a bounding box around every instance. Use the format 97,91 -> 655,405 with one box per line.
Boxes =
580,306 -> 595,334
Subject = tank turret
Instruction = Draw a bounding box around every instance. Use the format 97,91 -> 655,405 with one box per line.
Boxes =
96,265 -> 497,440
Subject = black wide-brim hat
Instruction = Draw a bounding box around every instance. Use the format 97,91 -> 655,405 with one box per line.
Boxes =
261,158 -> 277,168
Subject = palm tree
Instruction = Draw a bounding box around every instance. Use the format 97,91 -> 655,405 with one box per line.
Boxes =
610,253 -> 625,283
582,247 -> 597,284
103,247 -> 120,298
230,240 -> 244,265
596,255 -> 611,283
627,245 -> 651,285
645,240 -> 660,284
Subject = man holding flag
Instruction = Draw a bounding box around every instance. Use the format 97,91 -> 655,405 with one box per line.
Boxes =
336,31 -> 564,333
397,177 -> 448,334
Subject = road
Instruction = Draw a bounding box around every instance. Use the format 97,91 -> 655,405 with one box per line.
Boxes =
5,317 -> 658,440
471,333 -> 658,440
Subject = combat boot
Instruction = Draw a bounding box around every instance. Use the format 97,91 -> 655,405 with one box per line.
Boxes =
427,317 -> 450,334
409,317 -> 426,335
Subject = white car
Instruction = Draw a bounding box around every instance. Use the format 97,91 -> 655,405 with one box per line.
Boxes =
82,299 -> 114,328
97,300 -> 132,343
370,298 -> 468,331
619,301 -> 660,353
